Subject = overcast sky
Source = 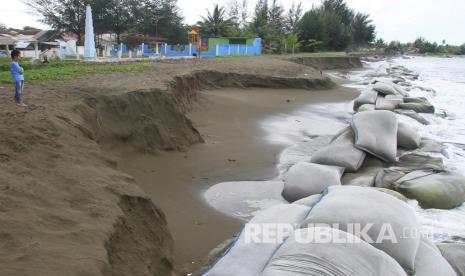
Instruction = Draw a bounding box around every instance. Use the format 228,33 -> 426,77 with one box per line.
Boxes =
1,0 -> 464,45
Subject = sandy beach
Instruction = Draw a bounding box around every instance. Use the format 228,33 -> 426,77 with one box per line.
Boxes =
117,85 -> 359,271
0,55 -> 363,275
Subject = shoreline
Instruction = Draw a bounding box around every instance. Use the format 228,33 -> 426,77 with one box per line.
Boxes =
117,85 -> 359,272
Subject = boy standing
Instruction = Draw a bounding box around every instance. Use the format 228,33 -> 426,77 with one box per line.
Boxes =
10,50 -> 27,107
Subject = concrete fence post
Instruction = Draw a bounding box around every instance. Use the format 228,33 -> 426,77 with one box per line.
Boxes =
216,44 -> 219,56
245,45 -> 248,55
164,43 -> 168,55
141,43 -> 145,56
228,45 -> 231,55
237,45 -> 240,55
189,43 -> 192,56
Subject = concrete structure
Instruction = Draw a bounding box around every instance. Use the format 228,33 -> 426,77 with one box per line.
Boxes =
84,5 -> 96,58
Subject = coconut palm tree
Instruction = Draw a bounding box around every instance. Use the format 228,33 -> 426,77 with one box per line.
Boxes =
198,4 -> 233,37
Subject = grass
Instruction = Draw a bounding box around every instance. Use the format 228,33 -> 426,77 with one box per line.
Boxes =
0,59 -> 153,83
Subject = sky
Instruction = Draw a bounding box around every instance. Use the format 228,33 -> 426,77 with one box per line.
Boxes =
1,0 -> 464,45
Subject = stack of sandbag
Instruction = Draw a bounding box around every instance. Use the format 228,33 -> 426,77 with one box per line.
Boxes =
281,162 -> 343,202
301,186 -> 420,274
351,110 -> 398,163
393,170 -> 465,209
414,238 -> 457,276
310,127 -> 366,172
204,204 -> 311,276
262,227 -> 407,276
397,122 -> 421,149
437,243 -> 465,276
353,89 -> 378,111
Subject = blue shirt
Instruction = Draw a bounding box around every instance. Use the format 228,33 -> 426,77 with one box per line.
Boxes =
10,61 -> 24,81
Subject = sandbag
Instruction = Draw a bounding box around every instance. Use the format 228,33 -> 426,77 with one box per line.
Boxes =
397,122 -> 421,149
395,153 -> 444,172
376,97 -> 397,110
261,227 -> 407,276
395,109 -> 430,125
204,204 -> 311,276
301,186 -> 420,273
375,168 -> 406,189
404,97 -> 429,104
351,110 -> 398,162
372,187 -> 408,202
292,194 -> 322,206
419,139 -> 447,155
373,82 -> 398,96
394,170 -> 465,209
282,162 -> 343,202
342,167 -> 381,187
437,243 -> 465,276
398,102 -> 435,114
358,103 -> 376,112
414,238 -> 456,276
311,128 -> 366,172
385,94 -> 405,104
353,89 -> 378,110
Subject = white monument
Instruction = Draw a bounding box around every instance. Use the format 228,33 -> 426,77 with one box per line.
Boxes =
84,5 -> 96,58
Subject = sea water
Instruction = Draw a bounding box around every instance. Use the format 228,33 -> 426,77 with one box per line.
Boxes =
205,56 -> 465,243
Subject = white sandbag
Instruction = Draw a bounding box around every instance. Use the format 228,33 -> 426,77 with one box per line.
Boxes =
395,109 -> 430,125
342,167 -> 381,187
437,243 -> 465,276
397,122 -> 421,149
301,186 -> 420,273
262,227 -> 407,276
376,97 -> 397,110
404,97 -> 429,104
351,110 -> 398,162
419,139 -> 447,155
353,89 -> 378,110
292,194 -> 322,206
394,170 -> 465,209
414,237 -> 456,276
385,94 -> 405,103
375,168 -> 406,189
311,128 -> 366,172
282,162 -> 343,202
395,153 -> 444,172
204,204 -> 310,276
392,83 -> 409,96
372,187 -> 409,202
358,104 -> 376,112
398,102 -> 435,114
373,82 -> 398,96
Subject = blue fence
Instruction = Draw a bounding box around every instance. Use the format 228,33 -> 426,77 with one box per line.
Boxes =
106,38 -> 261,58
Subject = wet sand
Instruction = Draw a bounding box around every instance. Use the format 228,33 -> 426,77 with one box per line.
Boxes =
118,85 -> 359,272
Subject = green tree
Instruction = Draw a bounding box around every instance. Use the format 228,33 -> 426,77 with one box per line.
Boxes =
198,4 -> 233,37
374,38 -> 386,48
134,0 -> 186,43
24,0 -> 86,43
298,8 -> 326,46
284,2 -> 302,33
322,0 -> 354,25
351,12 -> 375,47
249,0 -> 269,39
98,0 -> 135,43
460,44 -> 465,55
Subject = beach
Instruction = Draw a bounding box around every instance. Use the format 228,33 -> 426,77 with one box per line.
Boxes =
0,55 -> 362,275
118,85 -> 359,272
